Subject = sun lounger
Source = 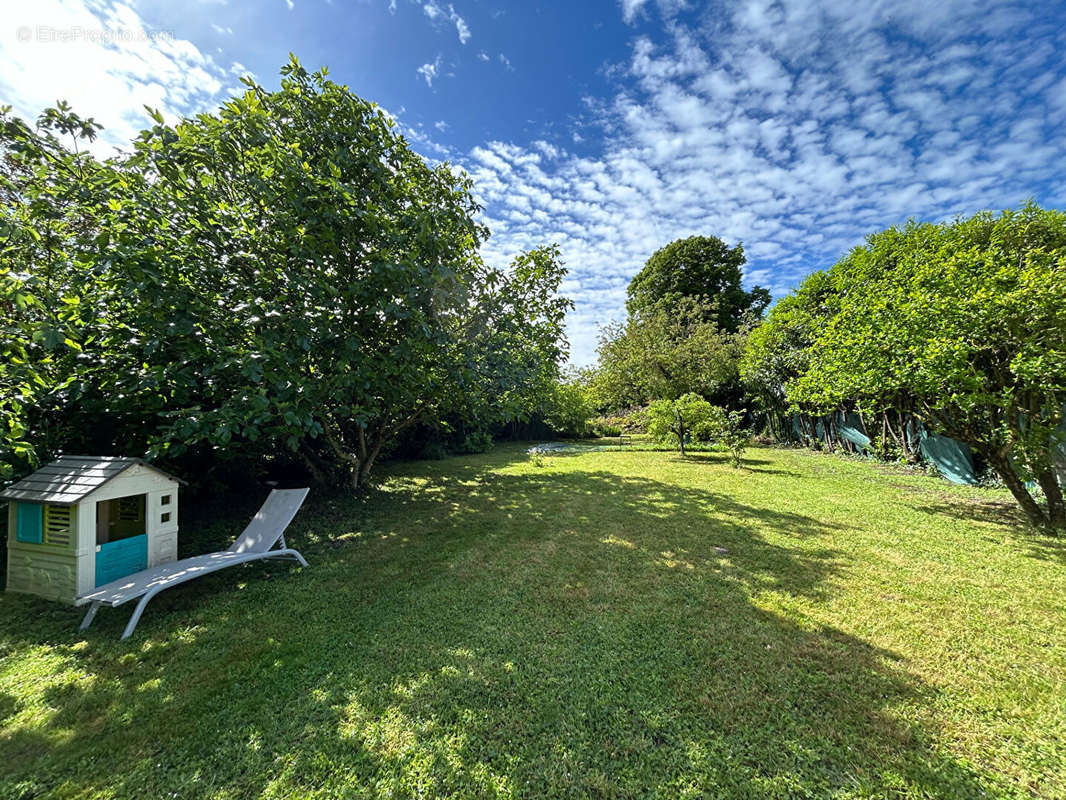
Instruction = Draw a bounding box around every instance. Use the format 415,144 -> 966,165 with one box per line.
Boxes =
76,488 -> 309,639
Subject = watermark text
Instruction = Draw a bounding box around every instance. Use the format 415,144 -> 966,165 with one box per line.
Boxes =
15,26 -> 174,44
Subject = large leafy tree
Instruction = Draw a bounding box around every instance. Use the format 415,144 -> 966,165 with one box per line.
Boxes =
784,205 -> 1066,531
626,235 -> 770,331
0,103 -> 115,478
106,59 -> 488,489
595,296 -> 746,410
1,60 -> 571,491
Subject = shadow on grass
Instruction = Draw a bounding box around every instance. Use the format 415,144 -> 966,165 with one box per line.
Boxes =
913,495 -> 1066,566
0,453 -> 1001,798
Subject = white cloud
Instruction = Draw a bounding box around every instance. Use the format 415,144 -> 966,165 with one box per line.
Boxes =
498,52 -> 512,70
229,61 -> 255,80
445,0 -> 1065,365
0,0 -> 239,155
620,0 -> 685,24
416,55 -> 442,87
621,0 -> 650,23
421,0 -> 470,43
210,23 -> 233,35
477,50 -> 490,61
451,6 -> 470,44
434,119 -> 448,131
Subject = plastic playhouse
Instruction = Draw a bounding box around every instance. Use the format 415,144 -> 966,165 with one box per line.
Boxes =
2,456 -> 183,604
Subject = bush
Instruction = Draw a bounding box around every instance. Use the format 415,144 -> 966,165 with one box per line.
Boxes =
456,431 -> 495,454
754,204 -> 1066,530
541,372 -> 596,438
419,441 -> 450,460
644,394 -> 720,455
715,409 -> 751,467
593,408 -> 647,435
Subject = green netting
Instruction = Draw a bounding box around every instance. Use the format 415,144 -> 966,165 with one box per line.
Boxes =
789,407 -> 1064,490
916,427 -> 978,485
796,412 -> 871,453
837,412 -> 872,452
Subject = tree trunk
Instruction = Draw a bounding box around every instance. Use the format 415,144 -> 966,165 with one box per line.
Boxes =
322,418 -> 366,492
983,448 -> 1049,528
357,427 -> 386,487
1035,465 -> 1066,532
899,413 -> 915,462
298,446 -> 332,486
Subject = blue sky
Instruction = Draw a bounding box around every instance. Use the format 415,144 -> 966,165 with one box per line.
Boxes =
2,0 -> 1066,364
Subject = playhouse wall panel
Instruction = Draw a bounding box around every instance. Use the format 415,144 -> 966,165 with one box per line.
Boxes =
151,531 -> 178,566
6,541 -> 78,603
148,490 -> 179,535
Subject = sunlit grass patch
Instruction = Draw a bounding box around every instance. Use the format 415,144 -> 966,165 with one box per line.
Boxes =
0,444 -> 1063,798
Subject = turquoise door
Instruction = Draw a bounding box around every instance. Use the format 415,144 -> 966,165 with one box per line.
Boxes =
95,535 -> 148,586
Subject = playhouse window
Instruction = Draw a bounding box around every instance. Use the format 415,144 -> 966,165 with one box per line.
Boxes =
96,494 -> 146,545
161,494 -> 171,506
15,503 -> 43,544
42,504 -> 75,547
14,502 -> 74,547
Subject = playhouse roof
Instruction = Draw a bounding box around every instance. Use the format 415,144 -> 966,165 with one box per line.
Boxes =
0,456 -> 182,505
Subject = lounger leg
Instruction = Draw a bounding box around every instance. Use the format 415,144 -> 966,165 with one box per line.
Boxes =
79,601 -> 101,631
121,590 -> 159,640
268,548 -> 308,568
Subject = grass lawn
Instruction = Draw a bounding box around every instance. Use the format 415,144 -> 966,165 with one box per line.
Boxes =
1,444 -> 1064,799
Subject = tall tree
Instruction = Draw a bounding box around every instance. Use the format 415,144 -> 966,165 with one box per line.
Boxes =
111,58 -> 489,489
595,297 -> 745,410
1,60 -> 572,491
782,205 -> 1066,531
626,235 -> 770,331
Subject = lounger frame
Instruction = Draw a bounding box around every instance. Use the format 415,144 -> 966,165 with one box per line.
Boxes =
76,488 -> 309,639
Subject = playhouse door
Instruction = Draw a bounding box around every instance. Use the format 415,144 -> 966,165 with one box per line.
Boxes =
95,535 -> 148,586
94,493 -> 148,586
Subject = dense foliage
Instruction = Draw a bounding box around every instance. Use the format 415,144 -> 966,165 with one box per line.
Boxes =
626,235 -> 769,331
540,368 -> 597,438
0,59 -> 570,490
741,270 -> 834,439
594,297 -> 747,410
743,205 -> 1066,530
0,102 -> 110,482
